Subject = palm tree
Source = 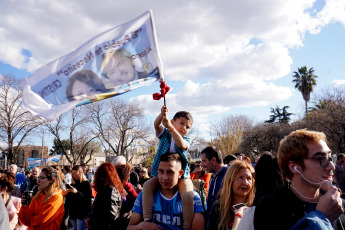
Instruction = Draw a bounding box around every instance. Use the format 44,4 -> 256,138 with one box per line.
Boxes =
308,99 -> 330,113
292,66 -> 318,116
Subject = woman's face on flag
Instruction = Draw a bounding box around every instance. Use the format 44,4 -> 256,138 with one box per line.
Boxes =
103,54 -> 136,86
71,80 -> 95,98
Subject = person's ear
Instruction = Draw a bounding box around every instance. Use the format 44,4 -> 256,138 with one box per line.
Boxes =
288,161 -> 300,174
211,156 -> 217,163
179,170 -> 184,178
171,119 -> 175,125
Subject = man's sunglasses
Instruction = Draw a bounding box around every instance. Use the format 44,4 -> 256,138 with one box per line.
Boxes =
303,155 -> 333,167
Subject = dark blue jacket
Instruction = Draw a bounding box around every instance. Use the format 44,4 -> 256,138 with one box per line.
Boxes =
291,210 -> 332,230
206,166 -> 228,219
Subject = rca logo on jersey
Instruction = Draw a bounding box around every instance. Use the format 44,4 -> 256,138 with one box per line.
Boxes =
176,201 -> 183,212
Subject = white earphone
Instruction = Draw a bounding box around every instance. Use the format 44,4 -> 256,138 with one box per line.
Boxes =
294,166 -> 300,172
293,165 -> 332,187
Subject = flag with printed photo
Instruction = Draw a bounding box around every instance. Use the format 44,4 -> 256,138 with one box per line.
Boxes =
21,10 -> 163,121
27,154 -> 62,169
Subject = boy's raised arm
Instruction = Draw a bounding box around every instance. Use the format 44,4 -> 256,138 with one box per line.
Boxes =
163,117 -> 188,150
154,106 -> 167,136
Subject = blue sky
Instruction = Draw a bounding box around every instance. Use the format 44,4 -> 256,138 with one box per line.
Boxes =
1,0 -> 345,147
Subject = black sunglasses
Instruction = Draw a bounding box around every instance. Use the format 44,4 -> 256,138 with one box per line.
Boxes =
303,155 -> 333,167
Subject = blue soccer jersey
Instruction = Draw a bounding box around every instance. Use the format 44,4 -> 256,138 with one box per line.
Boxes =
133,190 -> 204,230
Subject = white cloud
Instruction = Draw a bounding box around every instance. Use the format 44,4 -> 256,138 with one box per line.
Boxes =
0,0 -> 324,73
314,0 -> 345,29
0,0 -> 344,138
333,80 -> 345,87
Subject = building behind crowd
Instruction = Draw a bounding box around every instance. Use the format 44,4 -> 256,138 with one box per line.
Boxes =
0,145 -> 49,169
0,143 -> 204,170
57,150 -> 106,168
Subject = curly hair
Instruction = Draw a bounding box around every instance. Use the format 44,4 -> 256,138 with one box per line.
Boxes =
115,162 -> 132,183
0,170 -> 15,192
94,163 -> 125,196
33,166 -> 63,203
218,160 -> 255,230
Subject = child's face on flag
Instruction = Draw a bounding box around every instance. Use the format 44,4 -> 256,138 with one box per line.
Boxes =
171,117 -> 192,137
103,54 -> 136,86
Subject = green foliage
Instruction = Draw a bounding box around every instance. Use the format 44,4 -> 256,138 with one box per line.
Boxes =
292,66 -> 318,115
50,138 -> 70,155
265,105 -> 293,124
140,145 -> 156,168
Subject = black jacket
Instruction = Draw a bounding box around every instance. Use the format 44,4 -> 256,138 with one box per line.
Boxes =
21,176 -> 38,196
207,200 -> 235,230
88,186 -> 123,230
65,180 -> 92,220
254,184 -> 345,230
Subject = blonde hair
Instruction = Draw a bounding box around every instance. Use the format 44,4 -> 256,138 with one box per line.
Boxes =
52,165 -> 65,181
33,167 -> 62,203
218,160 -> 255,230
71,165 -> 87,184
140,167 -> 150,179
99,48 -> 132,78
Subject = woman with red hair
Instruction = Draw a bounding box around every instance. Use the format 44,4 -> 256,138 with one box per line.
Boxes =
86,163 -> 125,230
0,170 -> 21,230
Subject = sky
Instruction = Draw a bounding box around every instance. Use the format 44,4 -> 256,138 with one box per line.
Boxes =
1,0 -> 345,147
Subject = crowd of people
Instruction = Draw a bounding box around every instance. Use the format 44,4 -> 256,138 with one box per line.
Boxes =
0,107 -> 345,230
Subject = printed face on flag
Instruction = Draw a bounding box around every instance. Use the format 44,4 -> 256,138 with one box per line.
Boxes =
21,10 -> 164,121
101,49 -> 137,86
66,70 -> 107,101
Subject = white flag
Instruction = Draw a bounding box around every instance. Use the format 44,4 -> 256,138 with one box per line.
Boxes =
21,10 -> 163,121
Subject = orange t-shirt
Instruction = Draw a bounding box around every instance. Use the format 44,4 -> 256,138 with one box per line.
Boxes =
19,191 -> 64,230
190,172 -> 212,194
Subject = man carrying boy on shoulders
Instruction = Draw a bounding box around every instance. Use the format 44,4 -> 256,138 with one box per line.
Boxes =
127,153 -> 205,230
141,106 -> 195,229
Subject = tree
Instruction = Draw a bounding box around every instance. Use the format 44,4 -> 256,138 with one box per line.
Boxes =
73,139 -> 102,164
303,87 -> 345,153
0,74 -> 43,163
308,99 -> 331,113
50,138 -> 70,155
292,66 -> 318,116
88,98 -> 151,162
265,106 -> 293,124
240,122 -> 302,155
44,107 -> 99,165
137,138 -> 158,167
210,114 -> 253,158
